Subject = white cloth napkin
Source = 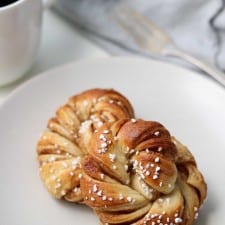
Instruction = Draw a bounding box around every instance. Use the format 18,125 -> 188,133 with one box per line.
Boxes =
53,0 -> 225,71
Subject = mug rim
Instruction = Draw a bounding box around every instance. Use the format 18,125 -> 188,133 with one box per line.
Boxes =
0,0 -> 27,11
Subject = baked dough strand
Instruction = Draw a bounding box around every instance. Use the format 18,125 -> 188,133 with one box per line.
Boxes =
37,89 -> 134,202
81,119 -> 207,225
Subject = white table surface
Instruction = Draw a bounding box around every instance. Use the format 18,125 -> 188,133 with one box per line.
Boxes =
0,8 -> 109,105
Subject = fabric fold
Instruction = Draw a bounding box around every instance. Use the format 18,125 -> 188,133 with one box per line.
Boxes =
53,0 -> 225,71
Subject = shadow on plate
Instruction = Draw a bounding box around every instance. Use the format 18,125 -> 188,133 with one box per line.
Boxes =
194,187 -> 214,225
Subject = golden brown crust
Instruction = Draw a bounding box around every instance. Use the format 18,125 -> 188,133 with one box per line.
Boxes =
173,138 -> 207,205
118,119 -> 178,160
36,88 -> 134,202
36,88 -> 207,225
81,119 -> 207,225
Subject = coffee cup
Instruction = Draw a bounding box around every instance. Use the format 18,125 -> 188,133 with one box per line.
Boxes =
0,0 -> 43,86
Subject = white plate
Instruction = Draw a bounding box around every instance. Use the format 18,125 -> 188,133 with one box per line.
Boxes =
0,57 -> 224,225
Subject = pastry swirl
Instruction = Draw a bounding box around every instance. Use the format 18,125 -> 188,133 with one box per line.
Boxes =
80,119 -> 207,225
36,89 -> 134,202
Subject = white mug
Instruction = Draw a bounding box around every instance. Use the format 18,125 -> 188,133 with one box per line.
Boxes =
0,0 -> 43,86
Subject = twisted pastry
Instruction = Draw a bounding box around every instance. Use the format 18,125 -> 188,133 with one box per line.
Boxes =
36,88 -> 134,202
81,119 -> 207,225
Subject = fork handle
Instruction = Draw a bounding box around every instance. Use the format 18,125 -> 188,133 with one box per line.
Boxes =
163,47 -> 225,87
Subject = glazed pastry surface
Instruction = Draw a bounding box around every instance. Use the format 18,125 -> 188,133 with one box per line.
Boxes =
36,88 -> 207,225
37,88 -> 134,202
81,119 -> 207,225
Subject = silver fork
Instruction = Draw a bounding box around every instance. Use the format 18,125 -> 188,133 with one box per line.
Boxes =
115,7 -> 225,87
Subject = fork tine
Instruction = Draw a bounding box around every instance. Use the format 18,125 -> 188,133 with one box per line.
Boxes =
113,7 -> 172,53
123,7 -> 170,40
114,7 -> 153,46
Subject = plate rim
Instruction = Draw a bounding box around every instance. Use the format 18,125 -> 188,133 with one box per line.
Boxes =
0,56 -> 224,224
1,56 -> 224,110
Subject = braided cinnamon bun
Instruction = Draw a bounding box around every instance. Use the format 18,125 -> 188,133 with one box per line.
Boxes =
36,89 -> 134,202
81,119 -> 207,225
